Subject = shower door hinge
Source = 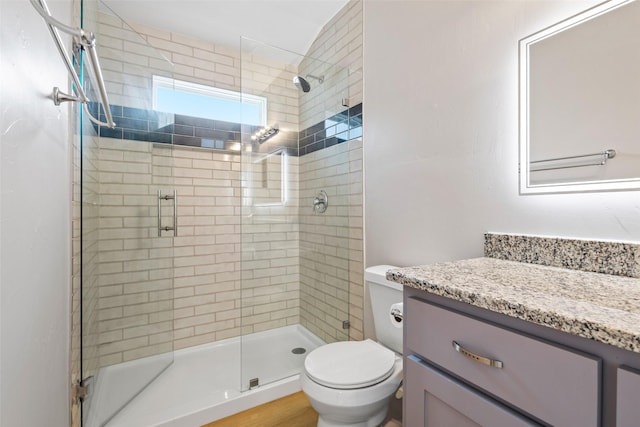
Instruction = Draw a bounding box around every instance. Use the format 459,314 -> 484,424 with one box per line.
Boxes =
72,377 -> 92,403
342,320 -> 351,330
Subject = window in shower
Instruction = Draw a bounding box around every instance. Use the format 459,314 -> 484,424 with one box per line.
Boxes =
152,75 -> 267,125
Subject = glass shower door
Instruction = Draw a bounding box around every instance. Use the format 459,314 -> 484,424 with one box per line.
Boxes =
239,37 -> 351,391
79,1 -> 176,425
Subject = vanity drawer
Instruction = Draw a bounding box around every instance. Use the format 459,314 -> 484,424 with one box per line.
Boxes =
406,297 -> 601,427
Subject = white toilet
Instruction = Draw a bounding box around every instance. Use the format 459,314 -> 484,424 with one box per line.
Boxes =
301,265 -> 403,427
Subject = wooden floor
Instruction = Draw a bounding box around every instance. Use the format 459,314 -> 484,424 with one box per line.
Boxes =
202,392 -> 319,427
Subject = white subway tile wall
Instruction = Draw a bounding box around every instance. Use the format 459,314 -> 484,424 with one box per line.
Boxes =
299,139 -> 363,343
80,134 -> 101,371
96,140 -> 172,365
298,0 -> 363,130
97,9 -> 299,133
241,151 -> 301,335
347,138 -> 365,342
93,140 -> 305,362
298,0 -> 364,341
160,145 -> 243,350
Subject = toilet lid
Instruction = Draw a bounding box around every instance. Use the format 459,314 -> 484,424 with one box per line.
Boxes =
304,339 -> 396,390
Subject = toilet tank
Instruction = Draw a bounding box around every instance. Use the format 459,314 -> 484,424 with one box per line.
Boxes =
365,265 -> 403,354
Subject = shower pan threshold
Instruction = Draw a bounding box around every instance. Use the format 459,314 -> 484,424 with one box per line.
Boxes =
99,324 -> 324,427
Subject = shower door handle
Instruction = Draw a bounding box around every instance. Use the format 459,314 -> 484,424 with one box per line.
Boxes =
157,190 -> 177,237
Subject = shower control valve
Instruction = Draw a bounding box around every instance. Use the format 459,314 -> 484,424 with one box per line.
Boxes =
312,190 -> 328,213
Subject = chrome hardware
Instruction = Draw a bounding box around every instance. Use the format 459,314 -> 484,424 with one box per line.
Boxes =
157,190 -> 177,237
313,190 -> 328,213
530,148 -> 616,172
391,308 -> 403,323
30,0 -> 116,128
452,341 -> 503,369
53,87 -> 82,105
307,74 -> 324,84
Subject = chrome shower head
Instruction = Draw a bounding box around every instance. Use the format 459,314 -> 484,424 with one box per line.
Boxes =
293,75 -> 311,93
293,74 -> 324,93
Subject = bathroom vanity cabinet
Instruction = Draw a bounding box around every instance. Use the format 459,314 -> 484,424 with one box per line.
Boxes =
387,238 -> 640,426
404,294 -> 599,426
400,285 -> 640,427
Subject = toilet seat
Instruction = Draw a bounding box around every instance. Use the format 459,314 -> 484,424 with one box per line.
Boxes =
304,339 -> 396,390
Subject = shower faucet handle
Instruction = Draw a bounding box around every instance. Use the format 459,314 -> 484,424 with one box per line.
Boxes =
312,190 -> 328,213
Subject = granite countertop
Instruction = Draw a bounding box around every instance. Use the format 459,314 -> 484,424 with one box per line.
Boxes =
387,257 -> 640,353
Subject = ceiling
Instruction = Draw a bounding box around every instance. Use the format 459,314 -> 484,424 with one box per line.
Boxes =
102,0 -> 350,59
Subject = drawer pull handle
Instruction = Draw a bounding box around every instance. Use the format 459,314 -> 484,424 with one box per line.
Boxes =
452,341 -> 503,369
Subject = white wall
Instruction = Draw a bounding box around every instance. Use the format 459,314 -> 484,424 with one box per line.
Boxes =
1,1 -> 71,426
363,0 -> 640,268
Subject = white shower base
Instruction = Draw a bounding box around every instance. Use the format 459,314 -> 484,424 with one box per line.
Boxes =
90,325 -> 324,427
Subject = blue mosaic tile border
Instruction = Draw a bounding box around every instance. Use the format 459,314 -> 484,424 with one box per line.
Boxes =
298,103 -> 362,156
88,102 -> 363,157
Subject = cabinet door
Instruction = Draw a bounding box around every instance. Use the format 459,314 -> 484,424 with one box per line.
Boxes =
405,355 -> 540,427
617,366 -> 640,427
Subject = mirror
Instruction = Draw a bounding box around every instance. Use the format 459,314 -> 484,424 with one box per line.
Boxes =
519,0 -> 640,194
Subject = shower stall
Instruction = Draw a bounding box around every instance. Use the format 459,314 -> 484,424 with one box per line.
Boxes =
72,1 -> 364,425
